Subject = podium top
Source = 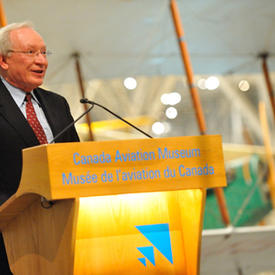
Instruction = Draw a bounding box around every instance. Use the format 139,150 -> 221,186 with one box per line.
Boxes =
15,135 -> 226,200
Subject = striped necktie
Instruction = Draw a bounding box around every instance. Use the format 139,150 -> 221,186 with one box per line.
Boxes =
25,93 -> 48,144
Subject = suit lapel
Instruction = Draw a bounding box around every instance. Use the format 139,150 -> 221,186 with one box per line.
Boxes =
0,80 -> 39,146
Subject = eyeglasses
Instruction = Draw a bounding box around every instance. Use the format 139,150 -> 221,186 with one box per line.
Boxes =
8,49 -> 52,58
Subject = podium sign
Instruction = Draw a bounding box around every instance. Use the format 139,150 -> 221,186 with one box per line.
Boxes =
0,135 -> 226,275
17,135 -> 226,199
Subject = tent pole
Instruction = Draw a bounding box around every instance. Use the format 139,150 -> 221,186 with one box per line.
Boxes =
259,102 -> 275,208
260,53 -> 275,122
73,52 -> 94,141
170,0 -> 206,135
0,0 -> 7,27
170,0 -> 230,226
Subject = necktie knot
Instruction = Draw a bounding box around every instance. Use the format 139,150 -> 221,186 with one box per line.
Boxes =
25,93 -> 32,102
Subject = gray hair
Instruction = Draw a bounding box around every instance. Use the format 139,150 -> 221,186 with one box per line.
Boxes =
0,21 -> 34,56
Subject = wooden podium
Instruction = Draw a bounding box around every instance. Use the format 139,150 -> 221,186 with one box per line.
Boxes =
0,135 -> 226,275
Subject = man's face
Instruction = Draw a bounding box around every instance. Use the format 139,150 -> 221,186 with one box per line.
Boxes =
0,27 -> 48,92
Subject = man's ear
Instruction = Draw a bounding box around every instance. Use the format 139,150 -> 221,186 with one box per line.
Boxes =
0,55 -> 8,70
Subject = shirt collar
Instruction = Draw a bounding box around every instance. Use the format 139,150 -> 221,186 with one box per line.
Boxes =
0,76 -> 39,107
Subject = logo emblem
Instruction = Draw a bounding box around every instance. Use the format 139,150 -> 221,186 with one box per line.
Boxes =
136,223 -> 173,267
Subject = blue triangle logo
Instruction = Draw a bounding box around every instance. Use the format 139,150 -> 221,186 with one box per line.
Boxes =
138,257 -> 147,267
136,223 -> 173,264
137,246 -> 155,266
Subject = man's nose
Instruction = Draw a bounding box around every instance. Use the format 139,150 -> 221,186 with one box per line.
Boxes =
34,52 -> 48,64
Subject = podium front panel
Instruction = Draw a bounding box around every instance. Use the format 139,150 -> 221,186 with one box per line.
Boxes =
74,189 -> 205,275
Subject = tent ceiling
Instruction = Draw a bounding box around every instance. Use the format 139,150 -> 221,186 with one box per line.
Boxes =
3,0 -> 275,85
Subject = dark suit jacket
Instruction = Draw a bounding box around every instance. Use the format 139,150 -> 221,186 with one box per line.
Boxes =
0,79 -> 79,203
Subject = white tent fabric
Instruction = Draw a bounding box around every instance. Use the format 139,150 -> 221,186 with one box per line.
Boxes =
3,0 -> 275,85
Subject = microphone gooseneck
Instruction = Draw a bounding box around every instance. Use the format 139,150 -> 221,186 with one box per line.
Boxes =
80,98 -> 153,139
49,103 -> 95,143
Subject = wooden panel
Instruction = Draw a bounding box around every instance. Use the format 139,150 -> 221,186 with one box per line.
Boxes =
17,135 -> 226,200
0,194 -> 38,230
74,189 -> 205,275
3,198 -> 79,275
17,145 -> 51,198
176,189 -> 206,275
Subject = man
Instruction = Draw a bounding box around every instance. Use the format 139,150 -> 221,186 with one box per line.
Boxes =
0,22 -> 79,274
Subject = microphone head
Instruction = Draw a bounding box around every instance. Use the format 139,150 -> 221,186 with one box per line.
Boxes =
80,98 -> 89,104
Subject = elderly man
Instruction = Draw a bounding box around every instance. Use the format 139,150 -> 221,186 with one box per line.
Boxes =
0,22 -> 79,274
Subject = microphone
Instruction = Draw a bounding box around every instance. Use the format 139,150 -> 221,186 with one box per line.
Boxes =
49,103 -> 95,143
80,98 -> 153,139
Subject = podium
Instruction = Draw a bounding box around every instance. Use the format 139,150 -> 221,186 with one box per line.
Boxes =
0,135 -> 226,275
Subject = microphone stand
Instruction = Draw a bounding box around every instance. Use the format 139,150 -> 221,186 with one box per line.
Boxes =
49,104 -> 95,144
